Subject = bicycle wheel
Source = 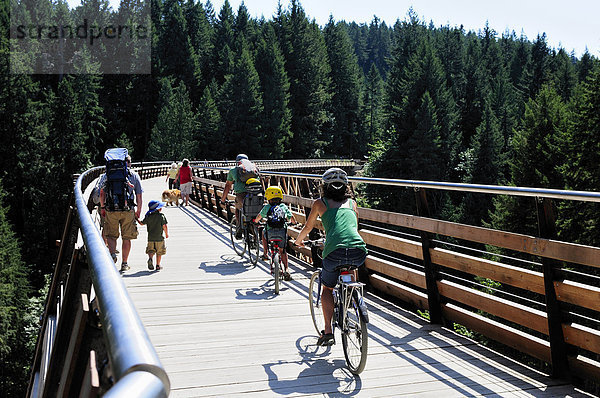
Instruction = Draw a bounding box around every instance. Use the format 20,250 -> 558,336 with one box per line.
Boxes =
342,293 -> 368,374
247,225 -> 260,265
273,253 -> 281,294
229,217 -> 246,256
308,271 -> 325,334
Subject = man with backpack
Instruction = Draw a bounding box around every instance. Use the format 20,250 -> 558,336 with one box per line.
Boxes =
221,154 -> 259,238
99,148 -> 144,272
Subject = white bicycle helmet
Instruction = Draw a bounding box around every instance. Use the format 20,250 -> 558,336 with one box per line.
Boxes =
236,154 -> 249,161
322,167 -> 348,186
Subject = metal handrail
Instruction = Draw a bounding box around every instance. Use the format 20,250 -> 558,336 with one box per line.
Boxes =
196,166 -> 600,203
74,168 -> 170,396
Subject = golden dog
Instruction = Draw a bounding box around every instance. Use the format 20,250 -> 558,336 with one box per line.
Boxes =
162,189 -> 182,206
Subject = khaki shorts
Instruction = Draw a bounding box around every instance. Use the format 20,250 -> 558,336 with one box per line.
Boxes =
235,192 -> 246,210
146,240 -> 166,255
104,211 -> 139,240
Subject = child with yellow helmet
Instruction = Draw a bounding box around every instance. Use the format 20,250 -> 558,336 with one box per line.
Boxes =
253,186 -> 297,280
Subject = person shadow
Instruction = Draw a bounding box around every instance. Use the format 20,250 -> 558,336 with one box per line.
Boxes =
262,335 -> 362,396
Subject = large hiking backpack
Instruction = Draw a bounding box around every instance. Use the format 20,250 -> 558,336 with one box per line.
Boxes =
267,204 -> 286,229
104,148 -> 134,211
236,159 -> 259,182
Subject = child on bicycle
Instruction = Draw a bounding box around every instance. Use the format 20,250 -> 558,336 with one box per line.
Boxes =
253,186 -> 297,281
294,168 -> 367,346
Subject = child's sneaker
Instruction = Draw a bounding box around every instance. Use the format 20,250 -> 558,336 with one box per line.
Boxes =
147,258 -> 154,270
120,262 -> 130,272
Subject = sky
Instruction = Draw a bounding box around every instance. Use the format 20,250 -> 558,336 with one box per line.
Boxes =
67,0 -> 600,58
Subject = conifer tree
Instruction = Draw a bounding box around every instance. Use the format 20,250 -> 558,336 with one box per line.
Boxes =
217,44 -> 263,158
557,66 -> 600,245
148,78 -> 197,160
489,85 -> 568,235
278,0 -> 331,158
195,86 -> 221,159
255,23 -> 291,158
0,182 -> 34,397
212,0 -> 235,84
362,64 -> 384,144
324,17 -> 363,157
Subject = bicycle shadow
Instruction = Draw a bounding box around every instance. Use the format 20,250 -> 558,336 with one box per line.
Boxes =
234,279 -> 290,300
198,254 -> 255,276
262,335 -> 362,396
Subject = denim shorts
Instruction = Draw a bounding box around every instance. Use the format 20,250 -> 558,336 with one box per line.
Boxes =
321,248 -> 367,288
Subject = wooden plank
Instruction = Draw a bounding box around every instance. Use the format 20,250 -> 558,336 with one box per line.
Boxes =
562,323 -> 600,355
365,256 -> 427,289
360,229 -> 423,260
430,247 -> 546,294
437,280 -> 549,334
555,280 -> 600,312
78,351 -> 99,398
442,303 -> 552,364
358,206 -> 600,269
568,355 -> 600,383
369,274 -> 429,310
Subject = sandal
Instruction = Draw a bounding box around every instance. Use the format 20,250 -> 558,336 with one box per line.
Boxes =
316,330 -> 335,346
147,258 -> 154,270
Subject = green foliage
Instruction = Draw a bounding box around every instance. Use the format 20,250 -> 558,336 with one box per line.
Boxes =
0,182 -> 35,397
147,78 -> 198,160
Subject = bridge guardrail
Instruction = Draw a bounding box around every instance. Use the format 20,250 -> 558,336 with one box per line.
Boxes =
28,164 -> 171,397
190,164 -> 600,390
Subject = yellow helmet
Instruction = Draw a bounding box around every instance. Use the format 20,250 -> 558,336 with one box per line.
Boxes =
245,178 -> 260,185
265,186 -> 283,201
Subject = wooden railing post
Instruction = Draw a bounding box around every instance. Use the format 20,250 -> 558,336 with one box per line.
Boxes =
414,188 -> 443,325
536,197 -> 570,379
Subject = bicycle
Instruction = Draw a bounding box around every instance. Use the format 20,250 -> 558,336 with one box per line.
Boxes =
305,239 -> 369,375
261,224 -> 295,294
225,200 -> 260,265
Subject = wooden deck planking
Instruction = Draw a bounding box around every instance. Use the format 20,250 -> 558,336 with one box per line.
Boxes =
117,177 -> 588,397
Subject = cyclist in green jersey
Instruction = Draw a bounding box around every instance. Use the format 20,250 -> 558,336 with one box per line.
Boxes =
295,168 -> 367,345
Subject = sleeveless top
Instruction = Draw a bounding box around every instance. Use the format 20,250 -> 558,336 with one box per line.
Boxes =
179,166 -> 192,184
321,198 -> 367,259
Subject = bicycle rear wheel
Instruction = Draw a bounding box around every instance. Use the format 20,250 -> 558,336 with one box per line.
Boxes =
273,253 -> 281,294
229,217 -> 246,256
308,271 -> 324,334
342,293 -> 368,374
247,225 -> 260,265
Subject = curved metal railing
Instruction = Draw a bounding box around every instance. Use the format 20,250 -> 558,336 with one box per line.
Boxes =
73,167 -> 170,396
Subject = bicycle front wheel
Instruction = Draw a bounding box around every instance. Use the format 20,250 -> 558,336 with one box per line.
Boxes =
308,271 -> 325,334
247,225 -> 260,265
342,294 -> 368,374
230,217 -> 246,256
273,253 -> 281,294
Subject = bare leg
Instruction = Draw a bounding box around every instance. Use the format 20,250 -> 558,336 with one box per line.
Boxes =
156,254 -> 162,266
280,248 -> 288,270
122,239 -> 132,263
107,237 -> 117,255
262,234 -> 268,256
321,286 -> 334,334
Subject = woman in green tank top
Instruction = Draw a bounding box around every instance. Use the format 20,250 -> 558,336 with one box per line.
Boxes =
295,168 -> 367,346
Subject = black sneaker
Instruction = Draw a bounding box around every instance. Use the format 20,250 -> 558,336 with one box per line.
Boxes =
120,262 -> 130,272
283,271 -> 292,281
317,330 -> 335,346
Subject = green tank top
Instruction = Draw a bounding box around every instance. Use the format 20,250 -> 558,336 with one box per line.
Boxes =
321,198 -> 367,259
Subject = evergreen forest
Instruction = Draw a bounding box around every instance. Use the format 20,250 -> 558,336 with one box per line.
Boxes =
1,0 -> 600,395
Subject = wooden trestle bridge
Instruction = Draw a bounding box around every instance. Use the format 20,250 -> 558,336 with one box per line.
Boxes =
27,160 -> 600,397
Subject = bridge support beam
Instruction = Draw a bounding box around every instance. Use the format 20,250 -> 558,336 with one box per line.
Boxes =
415,188 -> 443,325
536,197 -> 570,379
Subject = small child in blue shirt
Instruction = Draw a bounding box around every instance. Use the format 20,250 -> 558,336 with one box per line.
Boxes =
253,186 -> 296,280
